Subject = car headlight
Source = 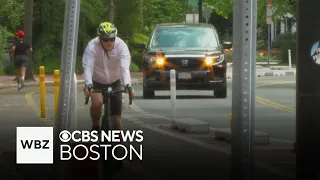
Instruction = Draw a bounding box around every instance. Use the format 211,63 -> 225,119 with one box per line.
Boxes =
205,54 -> 225,65
155,57 -> 164,65
147,57 -> 165,66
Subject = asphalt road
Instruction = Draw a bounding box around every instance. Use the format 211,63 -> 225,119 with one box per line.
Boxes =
133,76 -> 296,141
3,75 -> 296,142
0,75 -> 297,180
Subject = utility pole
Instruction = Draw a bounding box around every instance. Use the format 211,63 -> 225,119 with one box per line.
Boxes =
296,0 -> 320,179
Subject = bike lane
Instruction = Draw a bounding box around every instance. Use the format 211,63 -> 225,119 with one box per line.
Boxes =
0,88 -> 148,180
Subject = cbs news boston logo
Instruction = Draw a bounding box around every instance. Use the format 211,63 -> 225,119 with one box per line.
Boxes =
16,127 -> 144,164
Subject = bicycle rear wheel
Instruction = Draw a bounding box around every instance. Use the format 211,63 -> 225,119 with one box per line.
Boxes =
99,100 -> 114,179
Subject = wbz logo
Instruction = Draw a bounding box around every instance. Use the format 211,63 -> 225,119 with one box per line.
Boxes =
16,127 -> 54,164
20,139 -> 50,149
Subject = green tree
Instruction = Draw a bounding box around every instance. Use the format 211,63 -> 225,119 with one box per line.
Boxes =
205,0 -> 296,24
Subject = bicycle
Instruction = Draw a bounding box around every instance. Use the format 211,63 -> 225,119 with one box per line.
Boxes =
84,86 -> 133,179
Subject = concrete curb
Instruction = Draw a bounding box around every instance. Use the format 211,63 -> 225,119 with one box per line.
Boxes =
227,62 -> 286,68
214,128 -> 270,145
0,78 -> 143,90
226,70 -> 296,79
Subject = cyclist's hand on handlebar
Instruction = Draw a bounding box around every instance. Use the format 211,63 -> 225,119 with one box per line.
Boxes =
84,88 -> 92,97
125,84 -> 135,96
129,89 -> 135,96
84,84 -> 93,97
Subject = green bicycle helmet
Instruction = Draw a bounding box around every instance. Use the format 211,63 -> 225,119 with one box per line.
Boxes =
97,22 -> 118,39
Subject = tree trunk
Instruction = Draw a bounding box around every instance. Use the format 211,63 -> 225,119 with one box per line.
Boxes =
108,0 -> 114,23
24,0 -> 35,81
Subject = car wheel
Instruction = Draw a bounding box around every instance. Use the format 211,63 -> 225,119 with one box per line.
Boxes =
214,76 -> 227,98
214,88 -> 227,98
142,76 -> 155,99
143,87 -> 155,99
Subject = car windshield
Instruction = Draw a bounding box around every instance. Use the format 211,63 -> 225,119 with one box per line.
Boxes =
150,26 -> 219,50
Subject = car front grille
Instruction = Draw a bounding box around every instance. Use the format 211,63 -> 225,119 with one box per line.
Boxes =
164,57 -> 205,71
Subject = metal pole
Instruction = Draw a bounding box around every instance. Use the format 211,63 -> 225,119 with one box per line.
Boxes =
170,70 -> 176,121
70,72 -> 78,131
53,0 -> 81,179
296,1 -> 320,179
267,24 -> 270,65
193,5 -> 195,23
231,0 -> 257,179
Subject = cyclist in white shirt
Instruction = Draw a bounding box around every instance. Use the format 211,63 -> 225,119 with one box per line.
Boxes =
82,22 -> 135,132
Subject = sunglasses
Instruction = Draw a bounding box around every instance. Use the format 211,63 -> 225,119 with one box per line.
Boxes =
101,37 -> 115,42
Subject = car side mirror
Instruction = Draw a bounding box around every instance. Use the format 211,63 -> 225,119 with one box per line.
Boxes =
222,41 -> 232,49
136,42 -> 147,50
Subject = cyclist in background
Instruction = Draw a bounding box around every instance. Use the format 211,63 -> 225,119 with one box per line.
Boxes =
11,30 -> 33,90
82,22 -> 135,132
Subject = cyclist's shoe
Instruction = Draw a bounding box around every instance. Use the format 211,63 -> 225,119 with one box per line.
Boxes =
21,78 -> 24,88
17,78 -> 21,91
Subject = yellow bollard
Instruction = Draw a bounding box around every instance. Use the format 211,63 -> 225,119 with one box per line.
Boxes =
229,113 -> 232,134
54,70 -> 60,121
39,66 -> 46,118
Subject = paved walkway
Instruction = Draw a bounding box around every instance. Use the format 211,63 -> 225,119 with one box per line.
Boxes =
0,72 -> 143,85
0,72 -> 143,90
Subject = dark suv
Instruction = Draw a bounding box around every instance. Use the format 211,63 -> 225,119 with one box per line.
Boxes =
136,23 -> 231,99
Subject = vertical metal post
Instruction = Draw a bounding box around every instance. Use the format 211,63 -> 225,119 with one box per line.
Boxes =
170,70 -> 176,121
53,0 -> 81,179
267,25 -> 270,64
296,1 -> 320,179
231,0 -> 257,179
70,72 -> 78,132
193,5 -> 196,23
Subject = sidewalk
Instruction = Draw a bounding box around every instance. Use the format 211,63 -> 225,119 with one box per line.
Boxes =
0,72 -> 143,89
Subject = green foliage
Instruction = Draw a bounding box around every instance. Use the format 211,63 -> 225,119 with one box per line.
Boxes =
0,0 -> 24,31
272,32 -> 296,63
204,0 -> 232,19
115,0 -> 143,39
130,62 -> 140,72
143,0 -> 189,33
33,56 -> 83,74
0,26 -> 13,75
205,0 -> 296,24
129,33 -> 150,71
131,33 -> 150,45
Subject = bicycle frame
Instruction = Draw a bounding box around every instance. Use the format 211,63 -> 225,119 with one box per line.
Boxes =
85,86 -> 132,179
